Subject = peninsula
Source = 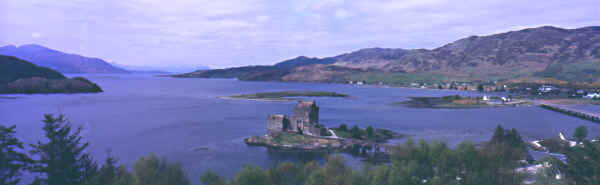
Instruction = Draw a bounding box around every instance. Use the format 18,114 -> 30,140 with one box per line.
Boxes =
0,55 -> 103,94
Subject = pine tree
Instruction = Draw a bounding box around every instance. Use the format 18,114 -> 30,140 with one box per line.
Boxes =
1,124 -> 31,185
350,125 -> 361,139
29,114 -> 97,185
573,126 -> 588,143
366,126 -> 374,139
87,150 -> 119,185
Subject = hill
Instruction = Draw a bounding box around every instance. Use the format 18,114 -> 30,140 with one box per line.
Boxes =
0,55 -> 103,94
172,56 -> 334,81
176,26 -> 600,85
0,44 -> 128,74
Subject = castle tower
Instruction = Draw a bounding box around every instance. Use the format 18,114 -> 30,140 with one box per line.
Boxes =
266,100 -> 321,137
292,100 -> 319,125
291,100 -> 320,136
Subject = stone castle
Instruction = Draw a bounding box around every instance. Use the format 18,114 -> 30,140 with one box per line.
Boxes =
267,100 -> 322,137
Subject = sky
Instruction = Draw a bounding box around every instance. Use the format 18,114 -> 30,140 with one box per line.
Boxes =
0,0 -> 598,69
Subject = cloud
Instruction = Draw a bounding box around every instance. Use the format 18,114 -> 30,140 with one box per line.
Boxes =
334,9 -> 350,19
31,32 -> 42,38
0,0 -> 598,68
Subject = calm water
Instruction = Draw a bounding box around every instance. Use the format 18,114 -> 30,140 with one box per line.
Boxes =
1,74 -> 598,184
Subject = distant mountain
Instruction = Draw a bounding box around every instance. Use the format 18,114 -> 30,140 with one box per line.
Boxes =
172,56 -> 334,80
176,26 -> 600,84
0,44 -> 128,74
0,55 -> 103,94
111,63 -> 210,73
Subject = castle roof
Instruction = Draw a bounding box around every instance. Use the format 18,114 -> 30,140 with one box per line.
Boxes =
295,100 -> 315,109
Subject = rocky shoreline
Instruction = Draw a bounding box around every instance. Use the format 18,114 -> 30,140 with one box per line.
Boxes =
244,132 -> 396,155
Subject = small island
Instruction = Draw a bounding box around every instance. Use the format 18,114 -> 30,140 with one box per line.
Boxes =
223,91 -> 348,101
399,95 -> 529,108
245,100 -> 401,155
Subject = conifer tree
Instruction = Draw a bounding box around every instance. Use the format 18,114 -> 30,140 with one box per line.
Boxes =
29,114 -> 97,185
0,124 -> 31,185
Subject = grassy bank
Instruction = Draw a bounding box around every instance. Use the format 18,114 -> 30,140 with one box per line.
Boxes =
399,95 -> 495,109
225,91 -> 348,101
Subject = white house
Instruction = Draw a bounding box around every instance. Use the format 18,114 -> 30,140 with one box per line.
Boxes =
584,93 -> 600,99
538,85 -> 557,93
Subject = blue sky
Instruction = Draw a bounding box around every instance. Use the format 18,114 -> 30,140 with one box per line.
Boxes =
0,0 -> 598,69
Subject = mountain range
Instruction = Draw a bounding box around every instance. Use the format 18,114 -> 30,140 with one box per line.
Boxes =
0,44 -> 128,74
176,26 -> 600,85
111,63 -> 210,73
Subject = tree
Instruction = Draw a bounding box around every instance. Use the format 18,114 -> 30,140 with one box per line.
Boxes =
133,154 -> 190,185
87,150 -> 126,185
282,119 -> 290,130
350,125 -> 361,139
29,114 -> 98,185
350,126 -> 360,139
200,170 -> 225,185
370,165 -> 390,185
573,126 -> 588,143
339,124 -> 347,132
490,124 -> 505,144
111,166 -> 134,185
231,165 -> 268,185
267,162 -> 301,185
366,126 -> 374,139
323,155 -> 350,185
565,141 -> 600,184
305,169 -> 324,185
1,124 -> 31,185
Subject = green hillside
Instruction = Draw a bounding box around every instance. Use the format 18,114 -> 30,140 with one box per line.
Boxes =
0,55 -> 103,94
0,55 -> 65,84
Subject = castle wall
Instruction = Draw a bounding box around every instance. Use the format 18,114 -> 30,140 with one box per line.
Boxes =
301,123 -> 321,136
267,114 -> 286,136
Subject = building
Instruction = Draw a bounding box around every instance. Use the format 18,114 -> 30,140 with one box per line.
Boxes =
267,100 -> 322,137
584,93 -> 600,99
538,85 -> 558,93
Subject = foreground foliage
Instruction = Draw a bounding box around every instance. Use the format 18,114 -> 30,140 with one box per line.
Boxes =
1,115 -> 599,185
